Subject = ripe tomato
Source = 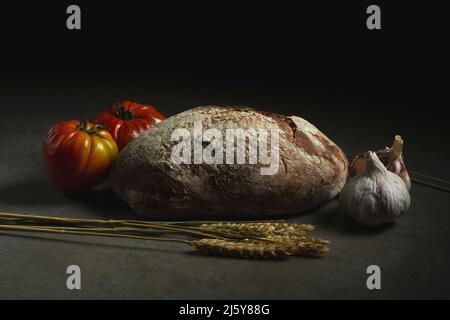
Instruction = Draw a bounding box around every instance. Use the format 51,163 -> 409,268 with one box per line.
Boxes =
93,100 -> 165,150
43,120 -> 119,193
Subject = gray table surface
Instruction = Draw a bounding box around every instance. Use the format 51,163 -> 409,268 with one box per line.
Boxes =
1,78 -> 449,299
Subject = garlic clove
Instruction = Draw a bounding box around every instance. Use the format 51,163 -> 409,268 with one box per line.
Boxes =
340,151 -> 411,227
349,135 -> 411,191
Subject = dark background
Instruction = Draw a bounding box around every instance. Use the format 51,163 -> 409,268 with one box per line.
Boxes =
0,1 -> 449,299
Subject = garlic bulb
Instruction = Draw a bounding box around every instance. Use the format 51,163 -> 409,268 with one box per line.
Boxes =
350,135 -> 411,191
340,151 -> 411,226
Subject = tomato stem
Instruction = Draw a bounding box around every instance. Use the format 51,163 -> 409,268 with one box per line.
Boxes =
76,120 -> 88,131
115,102 -> 134,121
76,120 -> 98,135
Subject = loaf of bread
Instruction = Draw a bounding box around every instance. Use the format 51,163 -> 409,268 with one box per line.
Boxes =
111,106 -> 348,218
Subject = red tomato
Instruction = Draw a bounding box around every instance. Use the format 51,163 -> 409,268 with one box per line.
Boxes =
43,120 -> 119,193
93,100 -> 165,150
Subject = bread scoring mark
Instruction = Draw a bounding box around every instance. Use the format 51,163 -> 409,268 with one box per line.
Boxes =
253,110 -> 347,185
255,112 -> 323,159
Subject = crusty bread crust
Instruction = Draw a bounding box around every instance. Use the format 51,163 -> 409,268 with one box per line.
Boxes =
111,106 -> 348,218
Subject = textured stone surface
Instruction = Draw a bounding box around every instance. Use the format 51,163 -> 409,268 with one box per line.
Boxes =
112,106 -> 348,218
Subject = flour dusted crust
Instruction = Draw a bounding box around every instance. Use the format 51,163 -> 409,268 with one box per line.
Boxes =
111,106 -> 349,218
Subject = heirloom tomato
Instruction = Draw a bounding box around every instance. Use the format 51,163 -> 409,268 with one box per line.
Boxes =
93,100 -> 165,150
43,120 -> 118,193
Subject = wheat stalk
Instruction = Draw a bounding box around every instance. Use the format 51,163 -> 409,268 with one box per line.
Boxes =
0,224 -> 184,242
0,211 -> 330,260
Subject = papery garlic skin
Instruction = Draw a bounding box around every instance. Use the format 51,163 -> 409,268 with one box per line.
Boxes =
340,151 -> 411,227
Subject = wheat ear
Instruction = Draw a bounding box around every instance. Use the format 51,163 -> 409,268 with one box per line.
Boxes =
189,237 -> 329,260
197,222 -> 315,239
